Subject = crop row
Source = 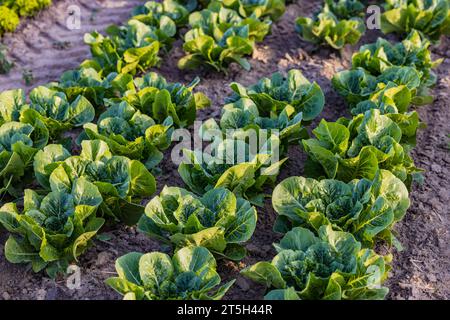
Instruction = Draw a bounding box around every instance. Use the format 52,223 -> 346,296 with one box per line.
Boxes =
295,0 -> 450,49
0,0 -> 448,300
0,0 -> 52,36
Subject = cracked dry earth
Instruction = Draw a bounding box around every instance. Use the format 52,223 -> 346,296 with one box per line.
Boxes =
0,0 -> 449,300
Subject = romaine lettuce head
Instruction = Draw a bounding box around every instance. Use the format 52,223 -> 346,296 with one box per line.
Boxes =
0,87 -> 95,140
138,186 -> 257,260
302,110 -> 422,187
122,71 -> 210,128
352,30 -> 442,88
381,0 -> 450,42
225,69 -> 324,122
332,66 -> 424,107
34,140 -> 156,225
106,246 -> 235,300
272,169 -> 410,247
0,121 -> 48,196
241,225 -> 390,300
178,137 -> 286,205
78,101 -> 173,169
53,67 -> 121,108
178,4 -> 271,72
0,177 -> 104,278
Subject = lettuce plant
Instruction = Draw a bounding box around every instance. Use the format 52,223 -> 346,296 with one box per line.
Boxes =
138,187 -> 257,260
0,87 -> 95,140
4,0 -> 52,17
108,1 -> 184,53
173,0 -> 210,12
121,72 -> 211,128
178,4 -> 271,72
83,0 -> 193,76
224,69 -> 325,123
52,67 -> 121,108
242,226 -> 390,300
83,31 -> 160,77
351,30 -> 442,99
132,0 -> 190,28
295,8 -> 365,49
332,66 -> 429,107
302,110 -> 422,187
201,70 -> 323,153
324,0 -> 365,19
272,169 -> 410,247
220,0 -> 286,20
0,177 -> 105,278
106,246 -> 235,300
381,0 -> 450,42
0,6 -> 19,36
178,138 -> 286,205
0,121 -> 48,196
33,140 -> 156,225
79,101 -> 173,169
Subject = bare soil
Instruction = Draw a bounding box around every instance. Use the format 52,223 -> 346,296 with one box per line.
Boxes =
0,0 -> 448,300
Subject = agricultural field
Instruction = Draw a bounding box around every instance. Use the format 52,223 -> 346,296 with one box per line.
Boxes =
0,0 -> 449,301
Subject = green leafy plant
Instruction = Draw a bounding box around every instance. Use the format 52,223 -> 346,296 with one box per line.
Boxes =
173,0 -> 210,12
138,186 -> 257,260
178,138 -> 286,205
83,31 -> 160,76
132,0 -> 190,28
272,169 -> 410,247
295,6 -> 365,49
0,0 -> 52,36
33,140 -> 156,225
0,177 -> 104,278
242,225 -> 390,300
178,3 -> 271,72
332,66 -> 429,107
324,0 -> 365,19
52,67 -> 121,108
351,30 -> 442,100
0,121 -> 48,196
121,72 -> 211,128
0,44 -> 13,74
220,0 -> 286,20
83,0 -> 190,76
0,87 -> 95,140
106,246 -> 235,300
4,0 -> 52,17
381,0 -> 450,42
201,69 -> 324,152
224,69 -> 324,123
22,68 -> 34,86
78,101 -> 173,170
302,110 -> 422,187
0,6 -> 19,36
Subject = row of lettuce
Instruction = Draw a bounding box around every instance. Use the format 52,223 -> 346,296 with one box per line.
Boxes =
85,0 -> 286,75
295,0 -> 450,49
0,0 -> 52,36
238,26 -> 443,299
0,0 -> 445,300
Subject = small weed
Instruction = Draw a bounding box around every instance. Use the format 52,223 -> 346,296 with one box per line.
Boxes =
22,68 -> 34,86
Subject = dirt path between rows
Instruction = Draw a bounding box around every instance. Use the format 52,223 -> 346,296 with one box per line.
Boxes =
0,0 -> 449,300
